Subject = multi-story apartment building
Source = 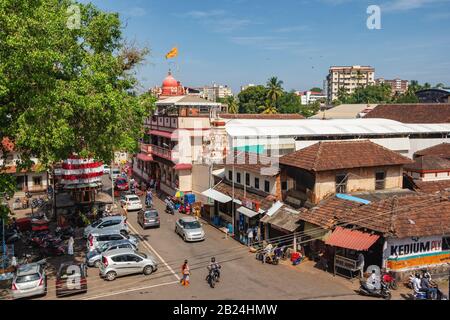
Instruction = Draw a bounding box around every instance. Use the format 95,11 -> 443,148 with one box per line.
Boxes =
326,65 -> 375,103
296,90 -> 327,105
376,78 -> 409,95
134,72 -> 222,198
201,84 -> 233,102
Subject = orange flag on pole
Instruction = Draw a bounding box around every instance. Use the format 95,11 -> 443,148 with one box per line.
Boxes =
165,47 -> 178,59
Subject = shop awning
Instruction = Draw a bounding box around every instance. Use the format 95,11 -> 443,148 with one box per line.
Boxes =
325,227 -> 380,251
237,206 -> 260,218
201,188 -> 232,203
174,163 -> 192,171
150,130 -> 177,139
260,206 -> 300,233
137,153 -> 153,162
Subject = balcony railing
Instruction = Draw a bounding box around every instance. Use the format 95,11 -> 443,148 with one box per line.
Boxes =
151,144 -> 173,161
140,143 -> 152,154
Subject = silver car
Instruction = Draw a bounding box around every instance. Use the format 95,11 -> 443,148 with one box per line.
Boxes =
137,208 -> 160,229
85,239 -> 137,267
11,263 -> 47,299
87,232 -> 139,252
83,215 -> 128,238
99,248 -> 158,281
175,217 -> 205,242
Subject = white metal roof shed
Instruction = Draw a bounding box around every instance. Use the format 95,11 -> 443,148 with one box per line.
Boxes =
225,118 -> 450,138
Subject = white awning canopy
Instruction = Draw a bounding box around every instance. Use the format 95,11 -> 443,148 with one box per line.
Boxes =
201,189 -> 232,203
237,206 -> 260,218
265,201 -> 284,217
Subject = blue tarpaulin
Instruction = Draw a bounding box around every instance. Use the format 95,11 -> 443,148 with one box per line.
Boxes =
336,193 -> 371,205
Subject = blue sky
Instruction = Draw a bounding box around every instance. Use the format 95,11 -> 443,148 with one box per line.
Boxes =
81,0 -> 450,93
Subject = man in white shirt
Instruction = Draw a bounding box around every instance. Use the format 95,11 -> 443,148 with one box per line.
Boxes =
412,274 -> 422,294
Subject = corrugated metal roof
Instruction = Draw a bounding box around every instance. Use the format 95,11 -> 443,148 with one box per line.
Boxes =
226,119 -> 450,138
325,227 -> 380,251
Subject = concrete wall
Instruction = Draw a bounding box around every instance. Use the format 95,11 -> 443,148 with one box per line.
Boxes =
178,169 -> 192,192
224,167 -> 279,196
191,164 -> 212,202
313,166 -> 403,204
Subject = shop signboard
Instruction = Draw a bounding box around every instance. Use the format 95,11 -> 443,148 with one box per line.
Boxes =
383,235 -> 450,271
241,198 -> 260,212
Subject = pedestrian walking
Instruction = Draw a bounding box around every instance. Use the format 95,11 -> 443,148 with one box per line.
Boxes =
67,236 -> 74,256
357,252 -> 365,278
123,203 -> 128,218
247,228 -> 254,247
180,260 -> 190,286
146,189 -> 153,207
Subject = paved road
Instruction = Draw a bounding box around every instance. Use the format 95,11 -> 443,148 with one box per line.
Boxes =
82,176 -> 363,299
37,175 -> 370,300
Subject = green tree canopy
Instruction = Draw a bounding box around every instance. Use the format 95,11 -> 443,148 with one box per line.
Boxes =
237,85 -> 268,114
309,87 -> 322,93
0,0 -> 153,167
266,77 -> 284,105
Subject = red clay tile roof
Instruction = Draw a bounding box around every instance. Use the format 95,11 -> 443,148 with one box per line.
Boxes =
411,179 -> 450,194
220,114 -> 304,119
404,155 -> 450,172
363,103 -> 450,123
214,181 -> 277,211
341,193 -> 450,238
279,140 -> 413,172
225,152 -> 279,176
298,196 -> 364,229
414,143 -> 450,160
298,192 -> 450,238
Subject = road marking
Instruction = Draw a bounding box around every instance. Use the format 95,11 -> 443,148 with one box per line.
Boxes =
128,222 -> 180,281
79,280 -> 179,300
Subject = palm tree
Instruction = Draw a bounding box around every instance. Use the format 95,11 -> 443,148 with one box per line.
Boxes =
225,96 -> 238,114
259,100 -> 277,114
266,77 -> 284,106
435,83 -> 445,89
423,82 -> 431,89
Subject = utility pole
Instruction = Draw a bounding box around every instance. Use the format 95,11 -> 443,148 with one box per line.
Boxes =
52,166 -> 56,222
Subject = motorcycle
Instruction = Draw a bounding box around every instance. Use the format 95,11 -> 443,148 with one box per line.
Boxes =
206,266 -> 221,288
382,271 -> 398,290
256,251 -> 279,265
359,280 -> 391,300
165,197 -> 175,215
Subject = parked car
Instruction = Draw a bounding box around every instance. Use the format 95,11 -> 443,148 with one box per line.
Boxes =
120,194 -> 142,211
83,215 -> 128,238
11,263 -> 47,299
103,165 -> 111,175
175,216 -> 205,242
85,239 -> 137,267
111,168 -> 121,181
99,249 -> 158,281
86,232 -> 139,252
55,263 -> 88,297
114,178 -> 129,191
137,209 -> 160,229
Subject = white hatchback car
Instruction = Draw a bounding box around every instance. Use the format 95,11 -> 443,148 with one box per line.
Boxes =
120,194 -> 142,211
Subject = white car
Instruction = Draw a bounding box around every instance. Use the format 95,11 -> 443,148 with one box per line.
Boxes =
120,194 -> 143,211
111,168 -> 121,181
103,165 -> 111,174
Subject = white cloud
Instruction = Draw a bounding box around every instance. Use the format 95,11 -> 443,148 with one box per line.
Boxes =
382,0 -> 450,12
274,25 -> 309,33
230,36 -> 303,50
182,10 -> 226,18
123,7 -> 147,17
177,9 -> 252,33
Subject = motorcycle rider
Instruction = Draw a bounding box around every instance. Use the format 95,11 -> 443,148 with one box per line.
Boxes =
364,269 -> 381,291
207,257 -> 221,281
262,242 -> 273,264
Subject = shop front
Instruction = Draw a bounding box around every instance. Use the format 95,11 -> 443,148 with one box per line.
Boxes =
383,235 -> 450,275
324,227 -> 382,279
236,201 -> 262,245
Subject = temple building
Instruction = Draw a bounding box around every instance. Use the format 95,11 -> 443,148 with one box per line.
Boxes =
133,72 -> 223,199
